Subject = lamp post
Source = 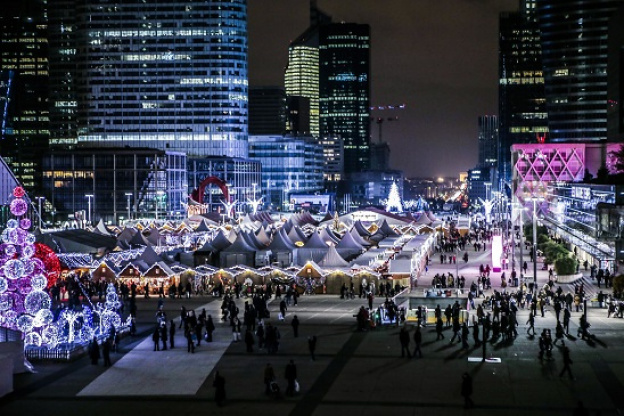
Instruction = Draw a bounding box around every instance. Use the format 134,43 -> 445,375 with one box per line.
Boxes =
532,198 -> 538,294
125,193 -> 132,222
85,194 -> 94,226
35,196 -> 45,229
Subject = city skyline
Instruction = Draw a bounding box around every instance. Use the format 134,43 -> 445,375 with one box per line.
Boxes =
248,0 -> 519,178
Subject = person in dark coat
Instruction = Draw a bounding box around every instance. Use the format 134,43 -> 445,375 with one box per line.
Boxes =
213,371 -> 226,406
244,328 -> 255,353
399,327 -> 411,358
412,325 -> 423,358
559,342 -> 574,379
461,372 -> 474,408
206,315 -> 215,342
291,315 -> 300,337
102,337 -> 112,367
308,335 -> 317,361
285,360 -> 297,396
160,323 -> 168,350
88,337 -> 100,365
152,327 -> 160,351
169,319 -> 175,348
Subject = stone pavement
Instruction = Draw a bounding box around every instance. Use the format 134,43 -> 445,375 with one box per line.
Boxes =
1,245 -> 623,416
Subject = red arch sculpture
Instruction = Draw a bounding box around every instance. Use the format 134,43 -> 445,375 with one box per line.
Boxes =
190,176 -> 229,205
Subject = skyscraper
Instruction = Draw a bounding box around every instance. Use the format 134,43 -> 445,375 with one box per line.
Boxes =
319,22 -> 371,174
0,0 -> 49,193
478,115 -> 499,168
52,0 -> 248,158
284,4 -> 327,139
607,4 -> 624,141
498,0 -> 548,183
537,0 -> 624,142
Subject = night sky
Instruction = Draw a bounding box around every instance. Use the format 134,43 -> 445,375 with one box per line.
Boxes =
248,0 -> 519,178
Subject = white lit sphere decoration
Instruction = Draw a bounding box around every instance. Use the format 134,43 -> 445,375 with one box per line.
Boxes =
33,309 -> 54,327
42,326 -> 58,347
3,259 -> 25,280
6,219 -> 19,229
0,277 -> 7,293
22,244 -> 35,258
16,314 -> 34,332
24,290 -> 51,315
25,233 -> 35,245
30,274 -> 47,291
23,259 -> 35,276
20,218 -> 31,230
10,197 -> 28,217
24,332 -> 42,347
4,244 -> 16,256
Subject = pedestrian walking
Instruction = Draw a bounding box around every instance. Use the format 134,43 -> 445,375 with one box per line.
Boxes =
160,323 -> 168,350
169,319 -> 175,348
461,372 -> 474,408
102,337 -> 111,367
88,336 -> 100,365
152,326 -> 160,351
291,315 -> 300,337
412,326 -> 423,358
264,363 -> 276,395
435,317 -> 445,340
206,315 -> 215,342
526,311 -> 535,336
213,371 -> 226,406
559,342 -> 574,379
285,360 -> 297,396
245,328 -> 255,353
399,327 -> 411,358
308,335 -> 317,361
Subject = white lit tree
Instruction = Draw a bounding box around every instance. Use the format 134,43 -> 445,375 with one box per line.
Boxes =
385,182 -> 403,213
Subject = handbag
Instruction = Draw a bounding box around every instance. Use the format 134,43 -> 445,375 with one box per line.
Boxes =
294,379 -> 300,393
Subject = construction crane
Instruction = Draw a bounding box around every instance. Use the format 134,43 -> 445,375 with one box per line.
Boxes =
369,104 -> 405,143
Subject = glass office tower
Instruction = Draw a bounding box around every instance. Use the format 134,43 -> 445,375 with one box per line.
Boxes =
0,1 -> 49,193
67,0 -> 248,157
537,0 -> 624,142
498,0 -> 548,183
319,23 -> 371,174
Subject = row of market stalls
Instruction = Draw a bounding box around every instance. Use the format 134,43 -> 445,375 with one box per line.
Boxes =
41,209 -> 440,294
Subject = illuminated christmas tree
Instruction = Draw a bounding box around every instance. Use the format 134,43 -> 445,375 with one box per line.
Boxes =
385,182 -> 403,213
0,187 -> 57,348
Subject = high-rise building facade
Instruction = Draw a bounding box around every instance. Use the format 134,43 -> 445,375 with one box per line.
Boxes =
48,0 -> 78,147
284,29 -> 320,138
58,0 -> 248,158
319,23 -> 371,174
607,4 -> 624,141
248,86 -> 286,135
498,0 -> 548,183
0,1 -> 49,193
537,0 -> 624,142
478,115 -> 500,169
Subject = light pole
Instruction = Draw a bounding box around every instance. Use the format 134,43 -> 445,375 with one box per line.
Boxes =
35,196 -> 45,229
531,198 -> 541,294
85,194 -> 94,226
125,193 -> 132,222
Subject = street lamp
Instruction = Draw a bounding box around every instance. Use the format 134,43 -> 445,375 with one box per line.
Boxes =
527,197 -> 544,294
125,193 -> 133,222
35,196 -> 45,230
85,194 -> 94,226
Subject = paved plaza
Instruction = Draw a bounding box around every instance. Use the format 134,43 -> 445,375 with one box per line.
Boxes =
1,247 -> 624,416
